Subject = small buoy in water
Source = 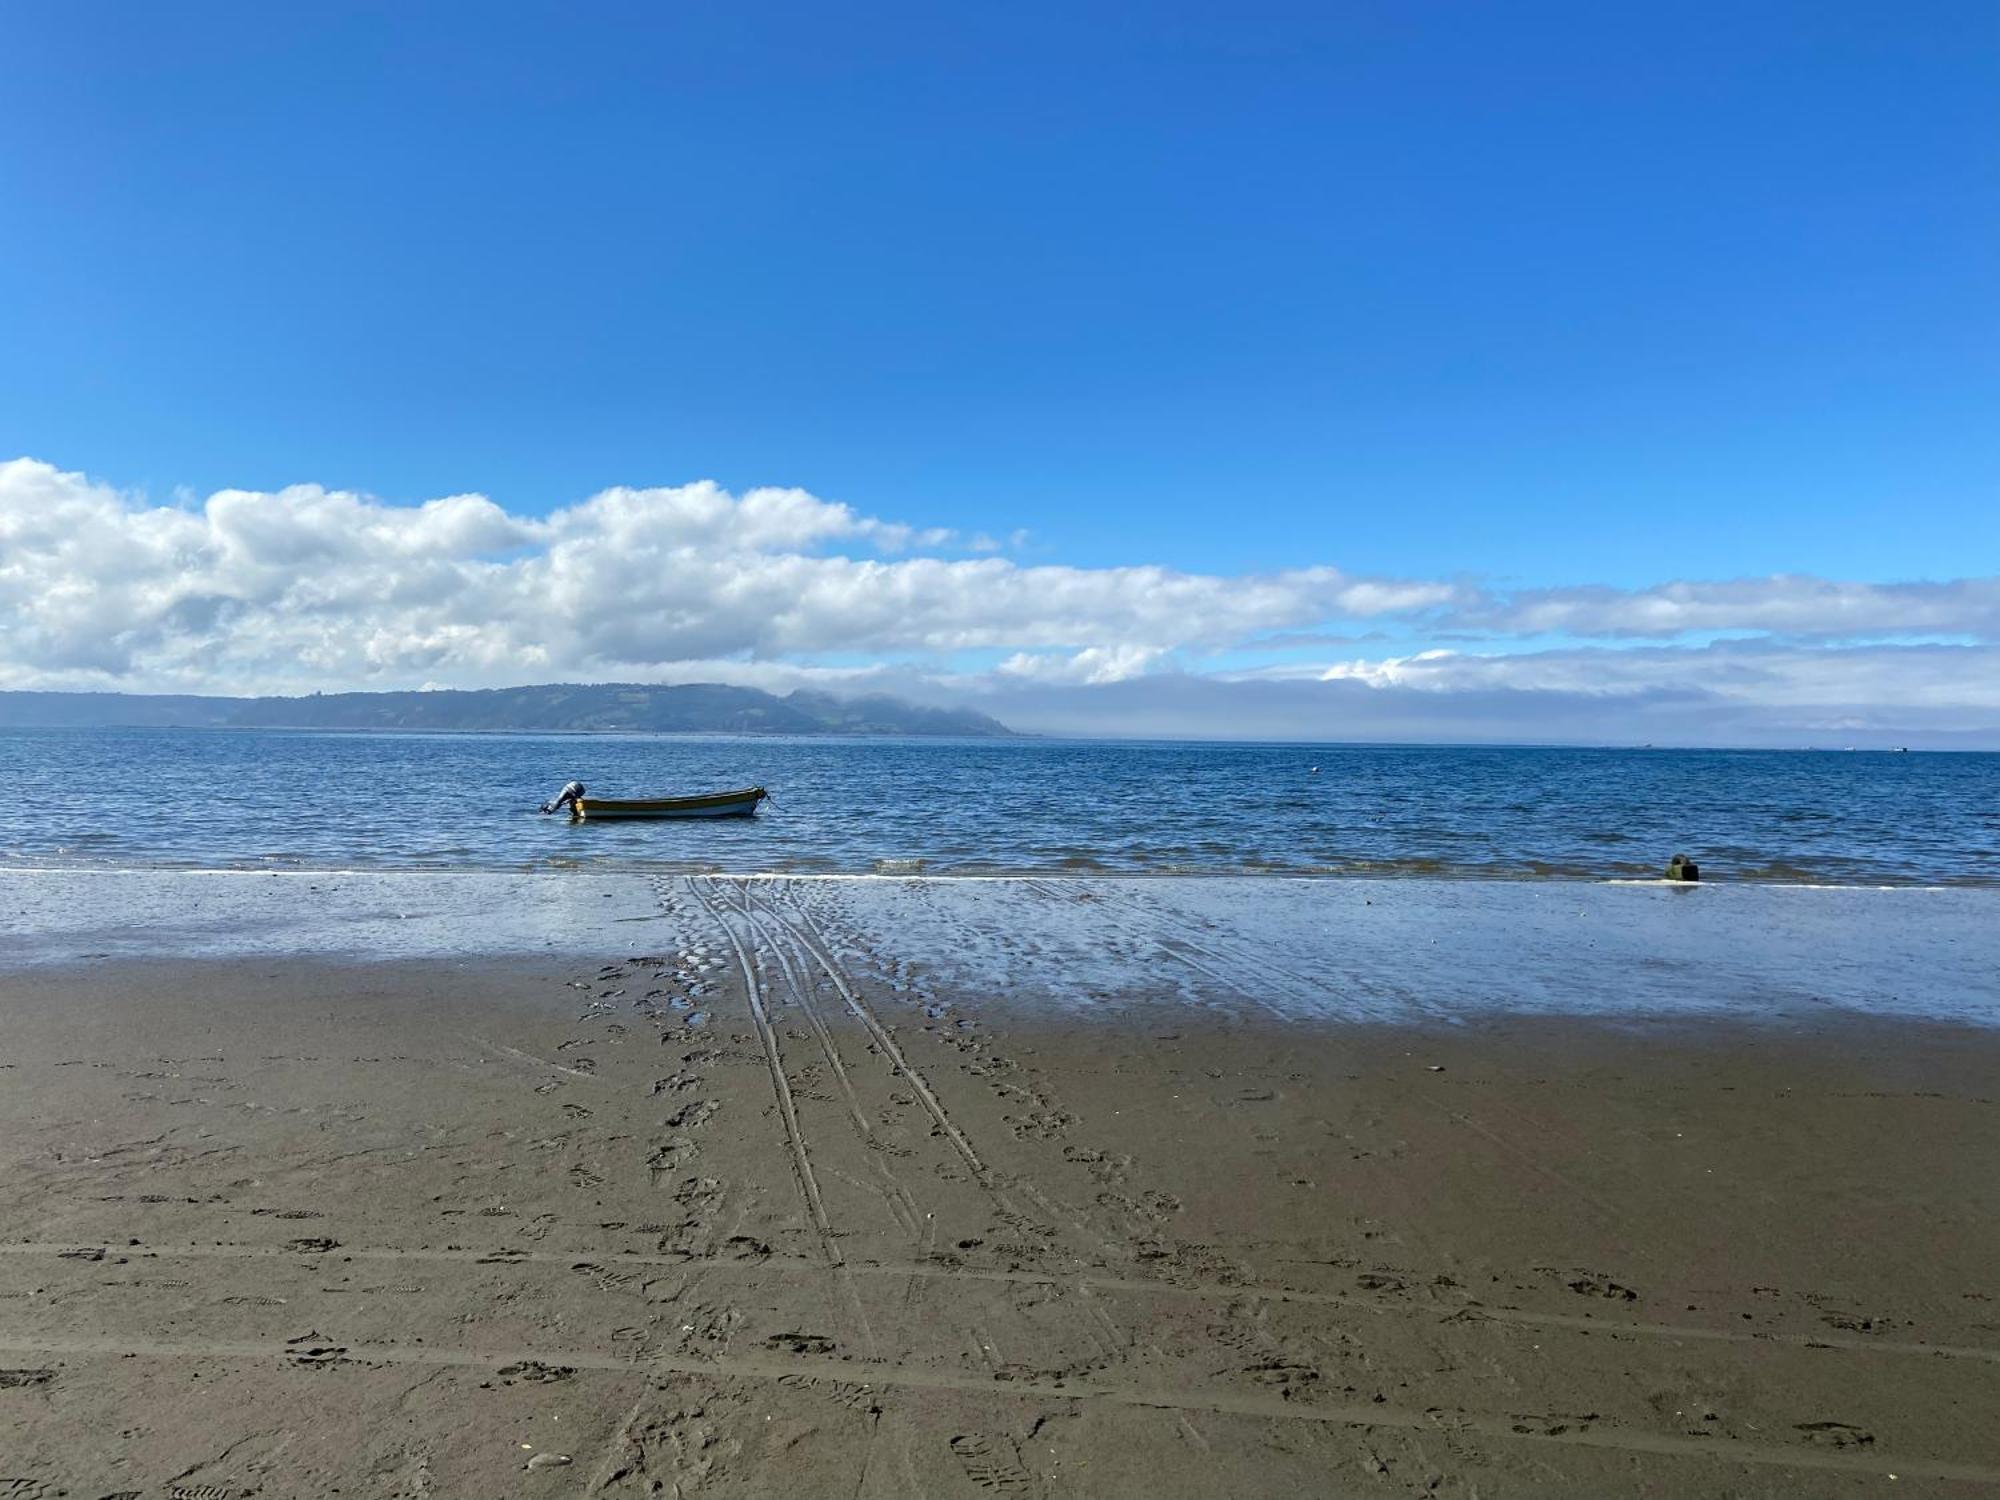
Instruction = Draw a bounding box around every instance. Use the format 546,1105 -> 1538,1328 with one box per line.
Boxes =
1665,854 -> 1700,882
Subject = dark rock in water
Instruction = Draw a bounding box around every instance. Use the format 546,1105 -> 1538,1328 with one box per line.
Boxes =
1665,854 -> 1700,882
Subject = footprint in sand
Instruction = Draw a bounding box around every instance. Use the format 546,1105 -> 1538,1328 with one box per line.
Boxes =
776,1373 -> 883,1414
1062,1146 -> 1133,1185
1005,1110 -> 1077,1141
573,1262 -> 639,1293
1509,1411 -> 1598,1436
670,1301 -> 744,1349
647,1139 -> 695,1181
764,1331 -> 837,1355
1822,1311 -> 1894,1332
993,1210 -> 1058,1242
1245,1358 -> 1322,1396
664,1100 -> 719,1130
949,1435 -> 1036,1494
1796,1421 -> 1874,1448
1559,1270 -> 1638,1302
494,1360 -> 575,1385
522,1212 -> 558,1241
1088,1187 -> 1181,1230
673,1177 -> 723,1210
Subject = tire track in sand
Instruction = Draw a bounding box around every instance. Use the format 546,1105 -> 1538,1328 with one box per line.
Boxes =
683,878 -> 880,1356
769,880 -> 1121,1262
682,877 -> 840,1267
728,881 -> 925,1242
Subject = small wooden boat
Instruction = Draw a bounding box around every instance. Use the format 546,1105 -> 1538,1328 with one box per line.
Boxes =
570,786 -> 767,821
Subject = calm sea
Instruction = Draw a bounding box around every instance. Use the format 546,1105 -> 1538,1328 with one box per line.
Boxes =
0,727 -> 1994,884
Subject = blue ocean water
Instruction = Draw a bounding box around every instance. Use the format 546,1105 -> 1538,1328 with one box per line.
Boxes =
0,727 -> 1994,884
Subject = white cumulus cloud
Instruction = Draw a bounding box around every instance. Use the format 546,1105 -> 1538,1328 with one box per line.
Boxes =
1455,576 -> 2000,641
3,456 -> 1998,745
998,645 -> 1171,684
0,459 -> 1447,694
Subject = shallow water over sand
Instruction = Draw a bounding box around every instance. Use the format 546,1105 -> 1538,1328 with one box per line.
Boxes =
6,870 -> 1996,1028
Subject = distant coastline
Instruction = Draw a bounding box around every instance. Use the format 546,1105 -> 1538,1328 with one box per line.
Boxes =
0,683 -> 1016,738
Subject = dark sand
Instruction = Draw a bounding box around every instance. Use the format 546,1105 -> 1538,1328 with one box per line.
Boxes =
1,888 -> 1997,1496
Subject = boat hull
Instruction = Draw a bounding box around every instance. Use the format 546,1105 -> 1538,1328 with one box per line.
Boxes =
573,787 -> 767,821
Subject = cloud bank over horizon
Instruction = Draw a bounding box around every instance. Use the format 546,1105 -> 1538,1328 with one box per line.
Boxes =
3,457 -> 1996,747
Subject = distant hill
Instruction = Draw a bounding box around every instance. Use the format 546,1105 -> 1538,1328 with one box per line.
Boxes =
0,683 -> 1015,737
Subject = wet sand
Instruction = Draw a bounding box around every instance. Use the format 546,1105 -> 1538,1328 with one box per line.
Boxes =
1,876 -> 1997,1496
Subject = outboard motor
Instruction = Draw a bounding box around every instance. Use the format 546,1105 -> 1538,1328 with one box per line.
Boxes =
540,780 -> 586,816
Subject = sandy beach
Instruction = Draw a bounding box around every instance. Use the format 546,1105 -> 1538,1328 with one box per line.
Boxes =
2,875 -> 1997,1496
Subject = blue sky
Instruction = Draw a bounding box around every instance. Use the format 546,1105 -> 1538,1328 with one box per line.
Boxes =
2,3 -> 1997,742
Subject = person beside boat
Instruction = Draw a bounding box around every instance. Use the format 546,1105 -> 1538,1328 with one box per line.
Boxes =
536,780 -> 767,820
540,780 -> 586,815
